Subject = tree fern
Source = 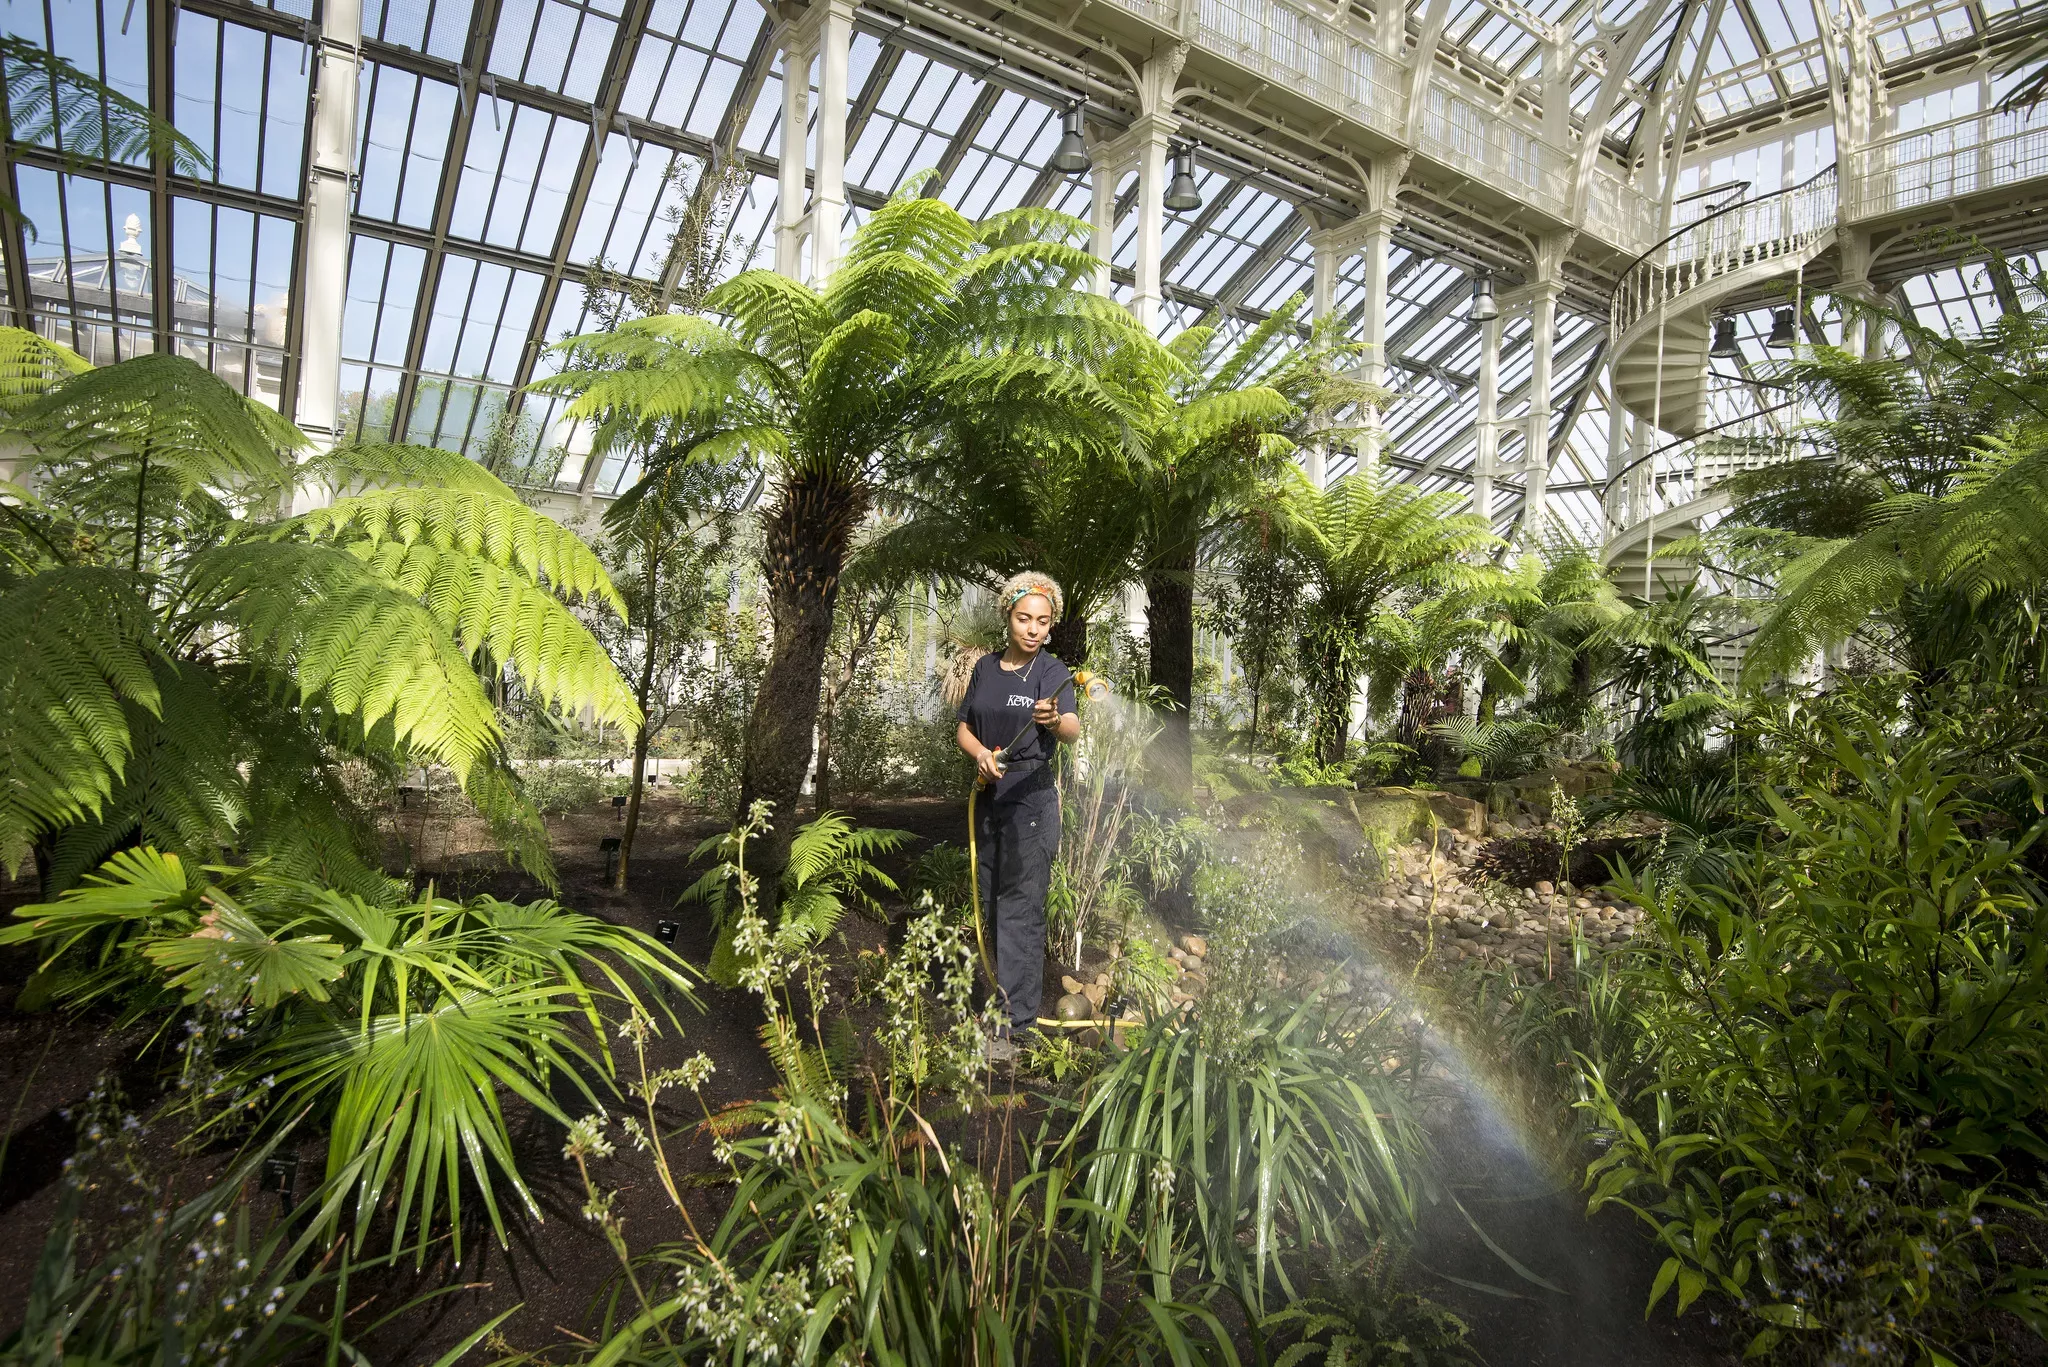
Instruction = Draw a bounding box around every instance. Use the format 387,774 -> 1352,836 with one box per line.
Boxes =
13,350 -> 300,493
2,350 -> 636,892
543,180 -> 1147,903
302,486 -> 624,611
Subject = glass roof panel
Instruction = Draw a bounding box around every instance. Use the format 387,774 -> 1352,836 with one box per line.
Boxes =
172,14 -> 311,201
364,0 -> 474,61
489,0 -> 623,103
355,66 -> 460,228
572,137 -> 696,279
945,90 -> 1061,219
452,102 -> 589,254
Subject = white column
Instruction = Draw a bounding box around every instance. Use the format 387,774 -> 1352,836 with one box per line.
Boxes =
1627,411 -> 1651,531
1473,312 -> 1501,522
295,0 -> 362,469
1603,349 -> 1627,533
1541,34 -> 1571,150
1089,151 -> 1116,297
774,32 -> 811,279
1131,118 -> 1170,330
1357,208 -> 1398,467
1522,282 -> 1559,545
809,0 -> 854,283
1305,234 -> 1345,489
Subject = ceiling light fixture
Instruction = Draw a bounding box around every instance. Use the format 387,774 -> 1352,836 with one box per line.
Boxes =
1709,316 -> 1741,357
1766,308 -> 1796,349
1164,143 -> 1202,212
1469,270 -> 1499,323
1049,102 -> 1090,175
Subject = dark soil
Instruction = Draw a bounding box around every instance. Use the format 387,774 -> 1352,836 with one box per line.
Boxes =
0,790 -> 1732,1366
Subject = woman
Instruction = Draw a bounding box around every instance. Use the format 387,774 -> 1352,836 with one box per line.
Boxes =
956,572 -> 1080,1053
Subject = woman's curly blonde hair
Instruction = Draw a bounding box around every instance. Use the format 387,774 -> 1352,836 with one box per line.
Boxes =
996,570 -> 1064,622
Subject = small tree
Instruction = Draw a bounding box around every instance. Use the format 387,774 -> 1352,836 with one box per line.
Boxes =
598,456 -> 747,888
1276,470 -> 1497,767
1205,522 -> 1302,743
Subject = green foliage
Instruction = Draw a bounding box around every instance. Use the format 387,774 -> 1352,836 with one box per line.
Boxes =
912,839 -> 974,913
1726,282 -> 2048,681
1275,469 -> 1499,766
1429,717 -> 1560,782
1,849 -> 698,1262
684,808 -> 908,982
1578,721 -> 2048,1360
546,812 -> 1259,1367
1063,994 -> 1425,1312
1260,1242 -> 1477,1366
0,343 -> 638,891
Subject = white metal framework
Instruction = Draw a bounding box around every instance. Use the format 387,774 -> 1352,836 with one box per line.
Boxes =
4,0 -> 2045,548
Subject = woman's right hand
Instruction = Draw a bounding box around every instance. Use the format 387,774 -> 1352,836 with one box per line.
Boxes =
975,749 -> 1005,786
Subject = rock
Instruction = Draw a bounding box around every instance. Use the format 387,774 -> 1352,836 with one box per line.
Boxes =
1061,975 -> 1086,996
1170,947 -> 1187,962
1083,983 -> 1107,1007
1182,934 -> 1208,957
1535,880 -> 1555,896
1423,790 -> 1487,837
1095,972 -> 1112,987
1054,992 -> 1095,1022
1574,897 -> 1593,909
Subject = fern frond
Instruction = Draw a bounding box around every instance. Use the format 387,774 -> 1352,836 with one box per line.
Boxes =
13,352 -> 302,492
0,566 -> 162,875
193,543 -> 505,781
0,325 -> 89,414
356,540 -> 639,729
301,487 -> 625,613
309,441 -> 522,499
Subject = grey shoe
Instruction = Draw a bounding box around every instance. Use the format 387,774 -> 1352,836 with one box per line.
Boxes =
986,1034 -> 1019,1066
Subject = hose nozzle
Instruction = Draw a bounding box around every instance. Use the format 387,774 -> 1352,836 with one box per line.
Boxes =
1073,669 -> 1111,703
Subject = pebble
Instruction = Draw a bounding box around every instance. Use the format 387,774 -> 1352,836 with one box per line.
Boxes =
1182,934 -> 1208,957
1535,880 -> 1555,895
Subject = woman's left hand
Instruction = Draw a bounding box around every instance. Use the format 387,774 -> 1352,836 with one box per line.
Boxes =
1032,697 -> 1058,726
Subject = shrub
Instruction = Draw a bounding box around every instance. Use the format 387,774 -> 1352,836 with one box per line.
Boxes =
518,756 -> 608,815
544,811 -> 1256,1366
1578,722 -> 2048,1361
0,849 -> 697,1260
1471,833 -> 1649,888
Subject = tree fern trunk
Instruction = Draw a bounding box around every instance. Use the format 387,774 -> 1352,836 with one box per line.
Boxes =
617,636 -> 660,891
1050,613 -> 1088,668
736,470 -> 863,912
1145,558 -> 1195,798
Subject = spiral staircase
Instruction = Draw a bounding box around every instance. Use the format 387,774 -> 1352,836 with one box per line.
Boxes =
1599,108 -> 2048,633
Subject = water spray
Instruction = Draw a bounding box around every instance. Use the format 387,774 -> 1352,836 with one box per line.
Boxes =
967,668 -> 1131,1033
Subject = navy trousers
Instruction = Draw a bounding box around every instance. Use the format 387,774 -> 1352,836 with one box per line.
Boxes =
974,780 -> 1060,1034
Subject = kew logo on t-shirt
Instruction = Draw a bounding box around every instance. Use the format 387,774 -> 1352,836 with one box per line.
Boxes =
1006,694 -> 1035,708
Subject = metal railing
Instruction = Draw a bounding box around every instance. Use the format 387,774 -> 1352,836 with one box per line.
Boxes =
1609,164 -> 1839,344
1602,398 -> 1801,535
1846,105 -> 2048,220
1416,82 -> 1571,212
1193,0 -> 1406,139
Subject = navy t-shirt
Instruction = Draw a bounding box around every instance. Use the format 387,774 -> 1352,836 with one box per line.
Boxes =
956,651 -> 1076,801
